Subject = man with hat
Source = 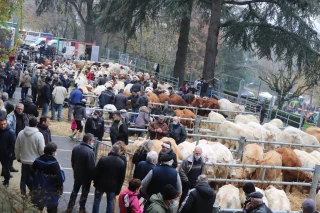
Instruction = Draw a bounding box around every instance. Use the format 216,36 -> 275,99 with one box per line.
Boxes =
243,182 -> 256,211
245,191 -> 272,213
148,114 -> 169,140
301,198 -> 317,213
158,142 -> 178,168
98,73 -> 108,86
84,110 -> 105,141
128,89 -> 140,123
109,110 -> 129,145
146,184 -> 179,213
98,86 -> 115,108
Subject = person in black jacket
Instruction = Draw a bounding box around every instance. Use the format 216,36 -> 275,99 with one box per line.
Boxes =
114,89 -> 128,110
92,145 -> 126,213
70,99 -> 87,140
169,117 -> 187,145
137,91 -> 148,108
242,182 -> 256,212
99,87 -> 115,108
41,77 -> 52,116
157,142 -> 178,168
2,92 -> 14,115
128,90 -> 139,123
84,110 -> 105,141
109,111 -> 129,145
98,74 -> 108,85
200,79 -> 208,97
186,84 -> 197,94
66,133 -> 95,213
132,140 -> 153,169
133,150 -> 157,181
256,100 -> 267,124
22,96 -> 39,117
0,117 -> 16,187
37,116 -> 52,145
31,142 -> 64,213
244,191 -> 272,213
178,175 -> 216,213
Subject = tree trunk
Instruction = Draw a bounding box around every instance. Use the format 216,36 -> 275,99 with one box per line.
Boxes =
95,27 -> 103,46
203,0 -> 223,86
84,1 -> 95,43
173,0 -> 194,86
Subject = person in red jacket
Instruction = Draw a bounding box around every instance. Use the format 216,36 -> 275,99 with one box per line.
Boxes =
86,70 -> 95,81
119,178 -> 143,213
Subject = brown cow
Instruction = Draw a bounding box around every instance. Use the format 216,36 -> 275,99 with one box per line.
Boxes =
185,93 -> 195,104
182,109 -> 196,128
146,92 -> 160,107
277,147 -> 312,192
158,93 -> 170,103
169,94 -> 188,106
191,97 -> 220,116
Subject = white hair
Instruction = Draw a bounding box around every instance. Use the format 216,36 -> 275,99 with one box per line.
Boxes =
251,198 -> 263,203
146,151 -> 158,163
162,159 -> 173,166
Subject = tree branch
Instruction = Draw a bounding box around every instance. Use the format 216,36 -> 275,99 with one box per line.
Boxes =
66,0 -> 87,25
223,0 -> 276,5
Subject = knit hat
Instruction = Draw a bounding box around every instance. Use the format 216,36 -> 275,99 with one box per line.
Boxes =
107,86 -> 113,90
161,184 -> 179,200
247,191 -> 263,199
302,199 -> 316,213
159,153 -> 174,163
243,182 -> 256,195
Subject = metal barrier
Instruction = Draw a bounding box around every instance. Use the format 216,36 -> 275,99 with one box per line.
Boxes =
212,206 -> 301,213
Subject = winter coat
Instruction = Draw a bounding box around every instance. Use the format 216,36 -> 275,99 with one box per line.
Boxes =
114,93 -> 128,110
129,94 -> 140,109
93,152 -> 126,195
71,142 -> 95,183
148,120 -> 169,140
4,71 -> 12,86
21,74 -> 32,88
133,161 -> 155,181
146,193 -> 173,213
130,83 -> 142,92
86,72 -> 95,81
37,123 -> 52,145
0,126 -> 16,157
177,92 -> 186,101
69,88 -> 83,105
180,85 -> 187,94
110,118 -> 129,145
99,90 -> 115,108
137,95 -> 148,108
73,102 -> 87,121
200,82 -> 208,95
179,154 -> 205,183
12,70 -> 19,85
7,111 -> 30,134
4,101 -> 14,115
135,107 -> 150,128
84,116 -> 105,141
98,77 -> 108,86
158,149 -> 178,168
31,74 -> 39,88
0,69 -> 6,86
32,154 -> 64,204
178,183 -> 216,213
132,152 -> 147,166
168,123 -> 187,145
41,83 -> 52,104
15,126 -> 45,165
246,203 -> 273,213
186,88 -> 197,94
119,188 -> 143,213
22,100 -> 39,117
52,86 -> 67,104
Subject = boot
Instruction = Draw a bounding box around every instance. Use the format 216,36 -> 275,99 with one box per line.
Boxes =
69,131 -> 77,140
9,160 -> 18,172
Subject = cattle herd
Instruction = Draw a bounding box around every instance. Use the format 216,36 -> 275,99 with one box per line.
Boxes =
31,60 -> 320,211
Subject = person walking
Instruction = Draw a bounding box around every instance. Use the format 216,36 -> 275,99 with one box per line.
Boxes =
133,151 -> 158,181
41,77 -> 52,116
157,142 -> 178,169
31,70 -> 40,103
99,86 -> 115,108
178,147 -> 204,208
31,142 -> 65,213
114,89 -> 128,110
8,66 -> 18,99
0,62 -> 7,92
4,66 -> 13,93
51,81 -> 67,121
15,117 -> 45,196
168,117 -> 186,145
244,192 -> 272,213
178,175 -> 216,213
68,83 -> 83,121
0,117 -> 16,187
20,71 -> 32,101
146,184 -> 179,213
110,111 -> 129,145
37,116 -> 52,145
7,103 -> 30,172
84,110 -> 105,141
135,106 -> 150,137
92,145 -> 126,213
148,115 -> 169,140
66,133 -> 95,213
128,89 -> 140,123
70,99 -> 87,140
119,178 -> 144,213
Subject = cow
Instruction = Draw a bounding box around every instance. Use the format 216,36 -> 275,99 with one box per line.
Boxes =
204,111 -> 226,131
264,185 -> 291,211
284,126 -> 320,152
169,94 -> 188,106
242,144 -> 263,178
158,93 -> 170,103
240,187 -> 269,207
182,109 -> 196,129
293,149 -> 320,178
178,141 -> 195,159
234,114 -> 259,124
146,92 -> 160,108
214,184 -> 241,209
218,98 -> 245,119
306,126 -> 320,142
276,147 -> 312,192
269,119 -> 284,128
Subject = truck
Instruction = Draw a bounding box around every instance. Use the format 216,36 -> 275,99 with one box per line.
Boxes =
29,33 -> 54,51
24,31 -> 41,47
47,38 -> 77,55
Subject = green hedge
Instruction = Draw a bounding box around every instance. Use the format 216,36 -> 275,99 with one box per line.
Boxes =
270,109 -> 304,128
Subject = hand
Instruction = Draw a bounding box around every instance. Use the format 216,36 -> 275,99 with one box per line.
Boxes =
245,202 -> 252,210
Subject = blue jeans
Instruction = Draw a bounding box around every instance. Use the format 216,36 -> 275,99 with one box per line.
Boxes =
42,102 -> 49,116
20,163 -> 35,196
21,87 -> 29,100
51,102 -> 62,120
92,190 -> 115,213
130,107 -> 139,123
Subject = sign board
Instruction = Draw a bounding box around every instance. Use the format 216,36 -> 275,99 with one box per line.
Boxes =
91,46 -> 100,61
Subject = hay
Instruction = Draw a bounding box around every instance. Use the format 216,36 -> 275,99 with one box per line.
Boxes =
286,190 -> 308,211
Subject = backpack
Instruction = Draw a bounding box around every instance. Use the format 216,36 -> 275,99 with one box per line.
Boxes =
124,194 -> 134,213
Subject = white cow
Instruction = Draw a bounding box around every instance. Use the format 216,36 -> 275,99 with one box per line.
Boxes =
214,184 -> 241,209
269,119 -> 284,128
242,144 -> 263,178
218,99 -> 245,118
102,104 -> 117,120
264,186 -> 290,211
124,83 -> 133,93
178,142 -> 196,159
293,149 -> 320,178
284,127 -> 320,152
234,114 -> 259,124
205,111 -> 226,131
